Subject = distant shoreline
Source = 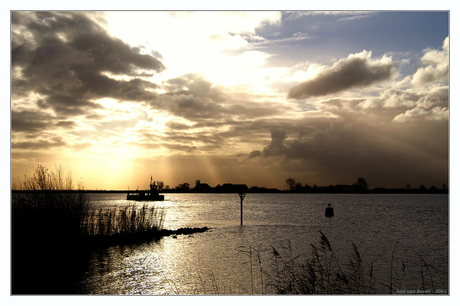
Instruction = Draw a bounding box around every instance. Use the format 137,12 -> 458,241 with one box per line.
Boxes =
11,189 -> 448,194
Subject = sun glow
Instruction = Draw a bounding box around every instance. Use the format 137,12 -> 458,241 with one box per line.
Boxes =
11,11 -> 449,191
103,12 -> 283,89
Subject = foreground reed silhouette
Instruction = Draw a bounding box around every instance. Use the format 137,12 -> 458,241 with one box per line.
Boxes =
83,204 -> 208,246
182,233 -> 445,295
11,164 -> 209,294
267,233 -> 377,294
253,233 -> 445,295
11,164 -> 445,295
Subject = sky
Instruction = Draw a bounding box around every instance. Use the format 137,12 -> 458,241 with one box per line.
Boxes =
10,10 -> 449,190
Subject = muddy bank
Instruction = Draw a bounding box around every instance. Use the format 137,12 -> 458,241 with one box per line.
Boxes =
84,227 -> 211,247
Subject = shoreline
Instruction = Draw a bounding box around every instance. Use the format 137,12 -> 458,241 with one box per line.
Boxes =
83,226 -> 211,248
11,190 -> 449,194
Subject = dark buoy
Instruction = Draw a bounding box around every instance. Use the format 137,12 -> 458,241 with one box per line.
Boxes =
325,203 -> 334,217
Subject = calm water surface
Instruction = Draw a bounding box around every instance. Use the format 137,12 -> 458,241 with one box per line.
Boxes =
79,193 -> 448,294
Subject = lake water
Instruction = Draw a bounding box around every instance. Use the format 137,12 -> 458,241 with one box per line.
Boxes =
78,193 -> 449,295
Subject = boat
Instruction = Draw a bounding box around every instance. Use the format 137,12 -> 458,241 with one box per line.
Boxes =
325,203 -> 334,217
127,176 -> 165,201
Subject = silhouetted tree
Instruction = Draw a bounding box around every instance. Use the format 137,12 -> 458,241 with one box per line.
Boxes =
295,182 -> 304,191
286,178 -> 296,191
405,184 -> 411,190
430,185 -> 437,191
354,177 -> 369,191
175,183 -> 190,191
419,185 -> 427,191
157,181 -> 164,191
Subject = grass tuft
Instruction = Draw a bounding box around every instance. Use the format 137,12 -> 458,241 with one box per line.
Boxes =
267,234 -> 376,294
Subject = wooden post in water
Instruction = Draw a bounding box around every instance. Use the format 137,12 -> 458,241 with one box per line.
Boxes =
239,193 -> 246,226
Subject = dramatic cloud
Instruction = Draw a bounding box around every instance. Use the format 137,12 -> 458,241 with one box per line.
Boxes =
288,51 -> 395,99
12,137 -> 66,150
359,84 -> 448,110
12,12 -> 165,117
155,74 -> 285,124
261,130 -> 289,158
156,74 -> 228,121
393,106 -> 449,123
10,12 -> 449,190
248,150 -> 262,159
411,37 -> 449,87
11,110 -> 55,132
249,113 -> 448,187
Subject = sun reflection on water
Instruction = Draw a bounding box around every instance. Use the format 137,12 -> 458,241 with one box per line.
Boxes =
80,193 -> 448,295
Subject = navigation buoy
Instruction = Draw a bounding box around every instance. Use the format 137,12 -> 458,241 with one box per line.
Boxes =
325,203 -> 334,217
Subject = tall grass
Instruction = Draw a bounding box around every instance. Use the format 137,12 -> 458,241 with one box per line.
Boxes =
83,204 -> 164,237
11,164 -> 93,293
12,164 -> 91,245
12,164 -> 165,243
258,233 -> 445,295
11,164 -> 166,293
265,232 -> 376,294
162,232 -> 444,295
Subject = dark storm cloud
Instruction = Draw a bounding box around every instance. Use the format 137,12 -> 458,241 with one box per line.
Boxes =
55,121 -> 77,129
156,74 -> 227,121
261,130 -> 289,158
157,74 -> 285,123
68,31 -> 164,75
12,11 -> 165,116
288,51 -> 395,99
36,94 -> 103,116
165,122 -> 193,130
11,109 -> 78,133
11,110 -> 54,132
249,110 -> 448,188
12,137 -> 66,149
248,150 -> 262,159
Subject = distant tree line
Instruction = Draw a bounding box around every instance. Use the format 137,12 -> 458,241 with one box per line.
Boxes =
145,177 -> 447,194
285,177 -> 370,193
27,176 -> 446,194
283,177 -> 447,194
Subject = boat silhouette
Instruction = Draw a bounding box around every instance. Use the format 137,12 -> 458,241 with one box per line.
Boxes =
127,176 -> 165,201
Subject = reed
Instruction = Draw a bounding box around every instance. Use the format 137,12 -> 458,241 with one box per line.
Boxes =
265,233 -> 447,295
82,204 -> 165,238
12,164 -> 166,243
11,165 -> 93,293
266,232 -> 377,294
12,164 -> 212,294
